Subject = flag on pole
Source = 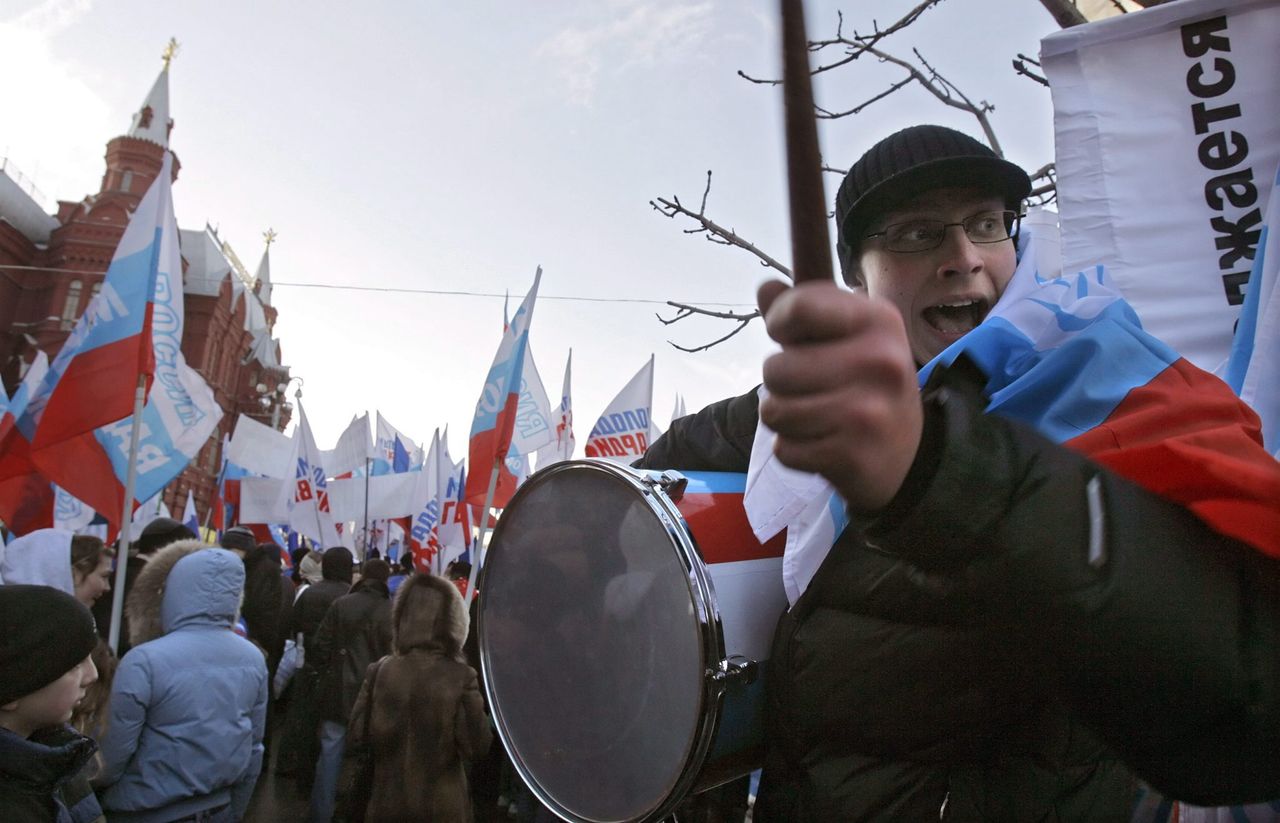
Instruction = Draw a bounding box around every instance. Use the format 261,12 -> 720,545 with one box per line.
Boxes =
465,268 -> 542,506
407,429 -> 445,572
322,413 -> 373,478
289,402 -> 345,549
182,490 -> 199,536
584,354 -> 655,463
28,153 -> 178,529
436,438 -> 470,571
503,293 -> 555,458
0,352 -> 53,533
374,412 -> 419,475
536,349 -> 575,467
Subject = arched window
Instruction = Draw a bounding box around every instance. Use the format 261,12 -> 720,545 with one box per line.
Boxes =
120,170 -> 134,193
61,280 -> 83,329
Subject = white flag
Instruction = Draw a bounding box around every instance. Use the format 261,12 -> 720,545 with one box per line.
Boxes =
584,355 -> 655,463
322,413 -> 372,477
536,350 -> 575,467
289,402 -> 346,548
227,414 -> 295,478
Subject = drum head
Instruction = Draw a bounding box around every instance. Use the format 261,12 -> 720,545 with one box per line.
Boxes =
479,462 -> 710,823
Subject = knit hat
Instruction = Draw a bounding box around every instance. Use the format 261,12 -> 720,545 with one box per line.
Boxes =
220,526 -> 257,554
137,517 -> 197,555
0,585 -> 99,705
321,547 -> 354,583
835,125 -> 1031,280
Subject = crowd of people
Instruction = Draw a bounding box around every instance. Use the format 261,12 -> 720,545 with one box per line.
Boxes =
0,523 -> 498,822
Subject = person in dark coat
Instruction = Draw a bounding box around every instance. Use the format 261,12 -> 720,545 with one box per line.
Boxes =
348,572 -> 491,822
638,124 -> 1280,819
279,547 -> 353,794
0,585 -> 103,823
220,528 -> 286,666
306,558 -> 392,822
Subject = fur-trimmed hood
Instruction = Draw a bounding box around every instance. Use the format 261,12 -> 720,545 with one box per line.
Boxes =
125,539 -> 223,647
391,573 -> 469,659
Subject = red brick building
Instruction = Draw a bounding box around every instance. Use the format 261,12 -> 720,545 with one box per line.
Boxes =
0,57 -> 292,526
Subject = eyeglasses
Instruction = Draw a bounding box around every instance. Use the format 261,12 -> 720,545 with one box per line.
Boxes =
864,210 -> 1023,254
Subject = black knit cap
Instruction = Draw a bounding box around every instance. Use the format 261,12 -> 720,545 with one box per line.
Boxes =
835,125 -> 1031,280
0,585 -> 99,705
138,516 -> 197,555
322,546 -> 354,583
220,526 -> 257,553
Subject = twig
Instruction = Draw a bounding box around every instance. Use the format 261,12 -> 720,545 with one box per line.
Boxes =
650,171 -> 793,279
739,0 -> 947,85
1012,53 -> 1049,86
656,302 -> 760,353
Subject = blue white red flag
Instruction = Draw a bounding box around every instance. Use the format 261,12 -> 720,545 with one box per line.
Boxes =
536,350 -> 575,467
503,293 -> 555,458
465,268 -> 541,506
748,216 -> 1280,603
26,154 -> 177,525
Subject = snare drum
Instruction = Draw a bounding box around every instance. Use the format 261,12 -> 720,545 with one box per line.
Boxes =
477,459 -> 787,823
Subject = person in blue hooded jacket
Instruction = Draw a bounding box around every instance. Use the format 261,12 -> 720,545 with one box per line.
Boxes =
95,542 -> 268,823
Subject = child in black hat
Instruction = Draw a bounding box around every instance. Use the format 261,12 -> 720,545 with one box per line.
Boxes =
0,584 -> 104,822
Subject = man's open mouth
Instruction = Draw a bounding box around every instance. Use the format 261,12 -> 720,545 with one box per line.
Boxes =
923,298 -> 987,335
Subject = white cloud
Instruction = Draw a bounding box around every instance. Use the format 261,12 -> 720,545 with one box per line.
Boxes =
0,0 -> 113,205
538,1 -> 715,105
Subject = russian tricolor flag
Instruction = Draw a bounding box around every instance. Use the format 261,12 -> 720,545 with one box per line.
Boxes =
465,267 -> 541,507
922,223 -> 1280,558
27,153 -> 179,532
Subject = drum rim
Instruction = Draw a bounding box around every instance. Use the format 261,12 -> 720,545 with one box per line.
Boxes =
477,458 -> 728,823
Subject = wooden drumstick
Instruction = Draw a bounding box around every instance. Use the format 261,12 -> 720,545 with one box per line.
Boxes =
780,0 -> 834,285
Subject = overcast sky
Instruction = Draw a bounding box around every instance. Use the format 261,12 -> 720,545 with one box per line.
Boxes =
1,0 -> 1061,456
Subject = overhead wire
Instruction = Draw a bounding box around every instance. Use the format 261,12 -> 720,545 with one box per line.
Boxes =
0,264 -> 756,308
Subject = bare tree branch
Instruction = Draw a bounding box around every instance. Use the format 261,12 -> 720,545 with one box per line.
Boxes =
739,0 -> 947,85
1038,0 -> 1088,27
650,171 -> 793,279
1012,54 -> 1049,86
656,302 -> 760,353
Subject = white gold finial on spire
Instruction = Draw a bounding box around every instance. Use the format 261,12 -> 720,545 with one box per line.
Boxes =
162,38 -> 180,69
263,228 -> 278,247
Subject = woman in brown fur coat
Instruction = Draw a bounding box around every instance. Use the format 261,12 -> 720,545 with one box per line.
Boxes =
348,572 -> 492,821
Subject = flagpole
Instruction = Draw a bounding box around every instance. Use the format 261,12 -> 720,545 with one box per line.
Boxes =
107,374 -> 147,654
464,458 -> 501,601
363,456 -> 371,559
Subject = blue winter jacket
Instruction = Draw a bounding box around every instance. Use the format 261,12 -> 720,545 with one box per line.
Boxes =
97,548 -> 268,823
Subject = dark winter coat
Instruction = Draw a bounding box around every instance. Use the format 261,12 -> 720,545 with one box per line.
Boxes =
240,543 -> 286,669
288,579 -> 349,654
348,573 -> 491,822
638,360 -> 1280,819
0,725 -> 103,823
310,578 -> 392,725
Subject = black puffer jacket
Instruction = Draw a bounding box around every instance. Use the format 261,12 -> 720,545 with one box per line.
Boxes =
639,361 -> 1280,819
310,578 -> 392,725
